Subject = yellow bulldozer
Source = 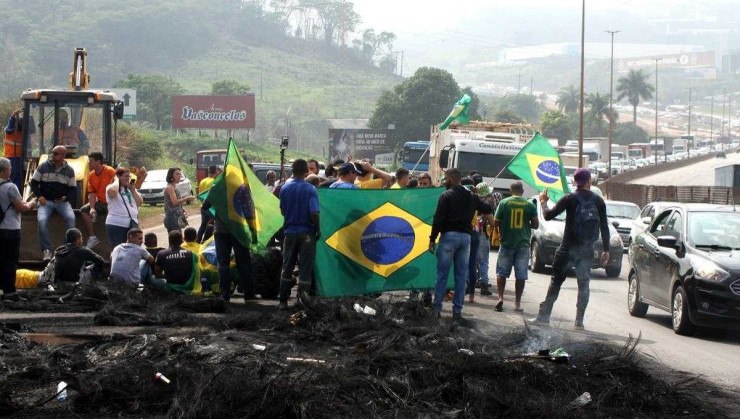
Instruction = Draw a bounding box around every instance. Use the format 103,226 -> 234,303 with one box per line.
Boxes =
17,48 -> 125,263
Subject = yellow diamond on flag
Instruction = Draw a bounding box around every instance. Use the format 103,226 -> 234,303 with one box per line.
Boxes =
325,202 -> 432,278
526,154 -> 566,192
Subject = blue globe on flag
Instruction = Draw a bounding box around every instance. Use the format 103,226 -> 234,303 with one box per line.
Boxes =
360,216 -> 415,265
536,160 -> 560,184
233,184 -> 255,219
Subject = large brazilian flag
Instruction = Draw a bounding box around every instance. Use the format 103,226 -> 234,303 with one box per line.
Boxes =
316,187 -> 448,297
504,132 -> 571,202
205,139 -> 283,252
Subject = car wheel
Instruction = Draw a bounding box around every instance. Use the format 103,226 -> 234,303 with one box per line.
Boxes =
671,285 -> 695,336
605,265 -> 621,278
627,271 -> 648,317
529,241 -> 545,273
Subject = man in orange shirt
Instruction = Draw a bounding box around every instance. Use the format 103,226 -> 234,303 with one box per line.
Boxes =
81,152 -> 115,249
4,109 -> 24,189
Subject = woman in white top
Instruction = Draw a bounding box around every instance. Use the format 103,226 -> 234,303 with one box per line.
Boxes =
105,167 -> 143,248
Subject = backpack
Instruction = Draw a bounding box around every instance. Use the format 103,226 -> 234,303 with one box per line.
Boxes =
573,192 -> 600,244
0,180 -> 11,225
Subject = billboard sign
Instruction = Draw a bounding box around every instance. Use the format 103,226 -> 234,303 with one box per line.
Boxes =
617,51 -> 715,73
172,95 -> 255,129
328,129 -> 395,164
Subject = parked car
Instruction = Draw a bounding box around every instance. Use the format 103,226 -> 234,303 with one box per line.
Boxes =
628,201 -> 679,250
528,195 -> 625,277
627,204 -> 740,335
605,200 -> 641,251
139,169 -> 194,205
251,163 -> 292,184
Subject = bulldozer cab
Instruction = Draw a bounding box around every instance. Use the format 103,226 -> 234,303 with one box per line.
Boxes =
19,89 -> 121,264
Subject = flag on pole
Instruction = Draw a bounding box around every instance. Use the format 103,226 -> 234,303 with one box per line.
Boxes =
204,139 -> 283,252
504,132 -> 571,202
314,188 -> 451,297
439,94 -> 471,130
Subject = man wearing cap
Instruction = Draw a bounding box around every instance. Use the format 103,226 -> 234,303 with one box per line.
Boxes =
530,168 -> 610,329
329,162 -> 361,189
492,181 -> 538,312
196,165 -> 221,243
429,168 -> 494,322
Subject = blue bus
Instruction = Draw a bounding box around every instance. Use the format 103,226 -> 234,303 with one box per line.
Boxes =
400,141 -> 430,171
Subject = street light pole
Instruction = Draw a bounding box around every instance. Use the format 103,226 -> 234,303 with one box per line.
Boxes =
687,87 -> 692,157
710,95 -> 714,146
654,58 -> 660,166
578,0 -> 585,166
606,29 -> 619,177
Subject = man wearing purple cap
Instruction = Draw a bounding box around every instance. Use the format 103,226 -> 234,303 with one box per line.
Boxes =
529,167 -> 610,330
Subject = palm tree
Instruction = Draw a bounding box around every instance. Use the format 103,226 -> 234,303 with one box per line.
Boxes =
585,92 -> 614,134
616,69 -> 654,126
556,84 -> 579,114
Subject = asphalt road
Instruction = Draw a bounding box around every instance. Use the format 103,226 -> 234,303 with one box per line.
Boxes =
144,212 -> 740,393
627,150 -> 740,186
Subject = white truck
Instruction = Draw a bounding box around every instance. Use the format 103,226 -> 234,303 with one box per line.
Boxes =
428,121 -> 535,195
611,145 -> 628,160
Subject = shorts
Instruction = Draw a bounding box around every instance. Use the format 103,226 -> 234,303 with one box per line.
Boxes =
80,201 -> 108,215
495,246 -> 529,280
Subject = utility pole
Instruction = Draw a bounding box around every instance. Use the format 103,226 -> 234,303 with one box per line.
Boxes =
400,51 -> 404,77
710,95 -> 714,147
722,88 -> 727,144
606,29 -> 619,178
654,58 -> 660,166
517,67 -> 522,93
687,87 -> 691,157
578,0 -> 585,166
728,91 -> 733,146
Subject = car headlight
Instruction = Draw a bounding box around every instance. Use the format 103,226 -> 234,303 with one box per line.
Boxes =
609,234 -> 623,247
690,257 -> 730,282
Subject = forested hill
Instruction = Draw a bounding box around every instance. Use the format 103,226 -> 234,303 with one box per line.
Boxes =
0,0 -> 402,152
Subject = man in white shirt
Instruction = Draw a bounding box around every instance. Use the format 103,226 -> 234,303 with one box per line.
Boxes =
110,228 -> 165,289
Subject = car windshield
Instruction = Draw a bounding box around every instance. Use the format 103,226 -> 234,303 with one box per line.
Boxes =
607,202 -> 640,219
688,211 -> 740,249
144,170 -> 168,183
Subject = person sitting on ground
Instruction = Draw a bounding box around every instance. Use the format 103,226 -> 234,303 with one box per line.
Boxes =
54,228 -> 105,283
354,160 -> 392,189
391,168 -> 411,189
144,232 -> 165,260
182,226 -> 200,254
329,162 -> 361,189
155,230 -> 200,293
110,228 -> 164,289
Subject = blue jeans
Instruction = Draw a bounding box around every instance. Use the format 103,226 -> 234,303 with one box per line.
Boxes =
476,232 -> 490,285
214,232 -> 253,300
433,231 -> 471,315
37,200 -> 75,251
279,232 -> 317,303
538,243 -> 594,322
466,231 -> 479,295
106,224 -> 130,249
0,229 -> 20,294
495,246 -> 530,280
139,260 -> 166,289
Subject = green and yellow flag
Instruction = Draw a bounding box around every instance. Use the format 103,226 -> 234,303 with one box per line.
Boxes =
504,132 -> 571,202
315,188 -> 450,297
439,94 -> 471,130
204,139 -> 283,251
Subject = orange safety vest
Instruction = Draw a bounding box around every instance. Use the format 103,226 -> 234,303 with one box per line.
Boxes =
56,126 -> 82,148
3,130 -> 22,157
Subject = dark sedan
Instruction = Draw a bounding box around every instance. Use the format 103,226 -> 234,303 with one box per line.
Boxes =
628,204 -> 740,335
528,196 -> 625,278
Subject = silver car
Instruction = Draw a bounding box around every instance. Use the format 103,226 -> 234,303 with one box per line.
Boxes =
139,169 -> 194,205
605,200 -> 641,251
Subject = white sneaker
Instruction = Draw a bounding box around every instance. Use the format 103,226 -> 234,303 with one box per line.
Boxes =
86,236 -> 101,249
42,249 -> 52,261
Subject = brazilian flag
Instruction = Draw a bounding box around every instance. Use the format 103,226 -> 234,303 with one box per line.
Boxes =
439,94 -> 471,130
504,132 -> 571,202
204,139 -> 283,252
316,187 -> 450,297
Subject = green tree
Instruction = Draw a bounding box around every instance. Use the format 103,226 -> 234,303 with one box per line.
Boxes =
616,69 -> 654,126
369,67 -> 460,141
556,84 -> 579,114
211,80 -> 251,95
494,94 -> 542,123
114,74 -> 185,130
352,29 -> 396,64
540,110 -> 573,145
613,121 -> 649,145
493,109 -> 523,124
312,0 -> 360,47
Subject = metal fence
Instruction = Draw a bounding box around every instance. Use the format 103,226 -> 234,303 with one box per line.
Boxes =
602,183 -> 738,209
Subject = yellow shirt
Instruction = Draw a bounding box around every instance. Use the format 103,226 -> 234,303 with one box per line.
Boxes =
182,241 -> 201,255
356,178 -> 384,189
199,177 -> 215,194
390,183 -> 402,189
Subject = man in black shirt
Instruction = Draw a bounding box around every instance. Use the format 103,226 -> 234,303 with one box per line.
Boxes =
54,228 -> 105,282
155,230 -> 196,286
429,168 -> 494,321
530,168 -> 610,329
